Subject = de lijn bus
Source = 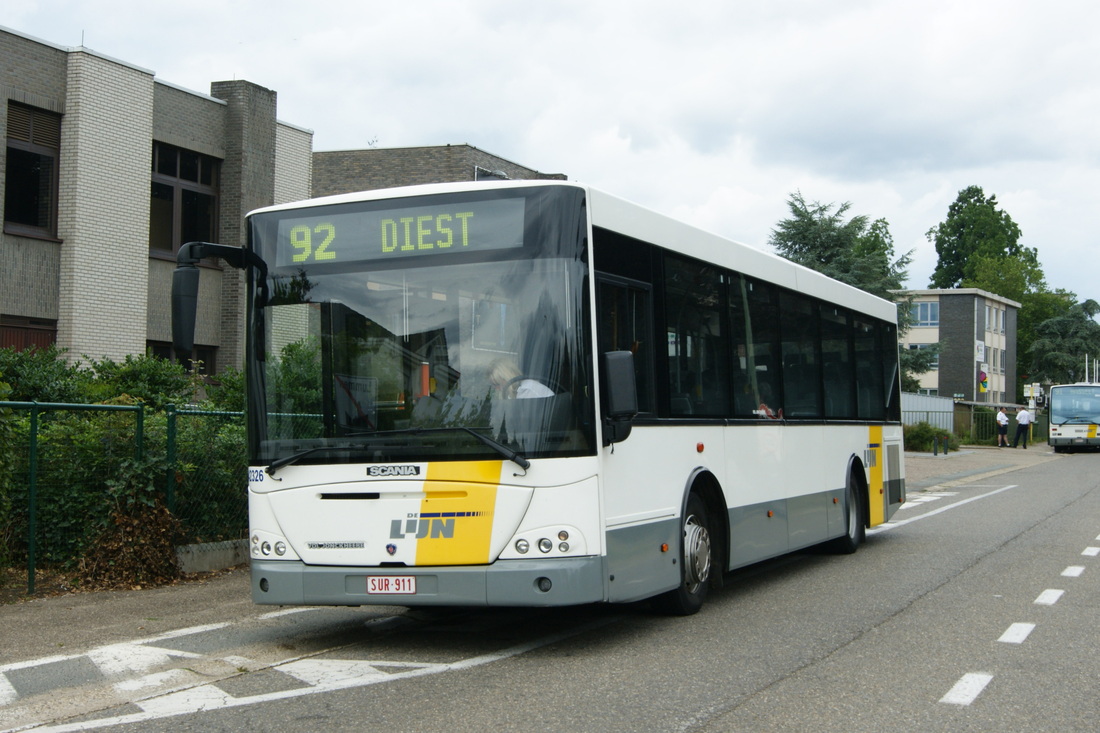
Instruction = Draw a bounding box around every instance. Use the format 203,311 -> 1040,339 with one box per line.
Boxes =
172,180 -> 905,615
1048,382 -> 1100,452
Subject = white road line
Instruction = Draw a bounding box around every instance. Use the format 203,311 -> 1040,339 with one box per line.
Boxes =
940,673 -> 993,705
1062,566 -> 1085,578
1082,547 -> 1100,557
997,623 -> 1036,644
1034,589 -> 1065,606
19,616 -> 620,732
258,607 -> 316,619
868,485 -> 1018,535
0,673 -> 17,706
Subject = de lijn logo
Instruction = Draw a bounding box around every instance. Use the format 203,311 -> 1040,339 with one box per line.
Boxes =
389,512 -> 485,539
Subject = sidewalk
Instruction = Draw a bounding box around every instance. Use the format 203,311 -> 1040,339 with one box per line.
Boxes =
904,442 -> 1058,491
1,444 -> 1060,666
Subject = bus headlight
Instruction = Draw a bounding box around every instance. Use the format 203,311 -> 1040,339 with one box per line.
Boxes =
538,538 -> 553,553
515,539 -> 530,554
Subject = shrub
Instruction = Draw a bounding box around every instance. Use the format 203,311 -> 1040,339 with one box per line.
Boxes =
903,421 -> 959,452
83,353 -> 197,410
0,345 -> 85,403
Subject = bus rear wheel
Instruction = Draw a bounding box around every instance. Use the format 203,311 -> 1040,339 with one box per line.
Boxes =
828,472 -> 864,554
653,493 -> 712,615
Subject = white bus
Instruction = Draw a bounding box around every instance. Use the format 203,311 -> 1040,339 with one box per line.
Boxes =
172,180 -> 905,615
1048,383 -> 1100,452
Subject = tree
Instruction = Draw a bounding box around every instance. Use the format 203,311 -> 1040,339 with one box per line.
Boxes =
1027,300 -> 1100,384
770,192 -> 934,388
928,186 -> 1027,289
770,192 -> 910,301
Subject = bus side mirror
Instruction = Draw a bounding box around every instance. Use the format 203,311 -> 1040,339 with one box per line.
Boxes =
172,264 -> 200,361
602,350 -> 638,446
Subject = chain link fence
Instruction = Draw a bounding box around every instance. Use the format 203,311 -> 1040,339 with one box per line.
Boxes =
0,402 -> 246,593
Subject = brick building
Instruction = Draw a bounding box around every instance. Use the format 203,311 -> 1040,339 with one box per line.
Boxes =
312,144 -> 564,197
1,26 -> 313,371
899,288 -> 1020,403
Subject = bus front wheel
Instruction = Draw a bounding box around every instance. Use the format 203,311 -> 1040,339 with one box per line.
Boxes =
653,493 -> 712,616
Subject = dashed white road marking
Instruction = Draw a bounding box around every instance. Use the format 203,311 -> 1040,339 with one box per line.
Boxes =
1034,589 -> 1064,606
940,673 -> 993,705
997,623 -> 1035,644
1081,546 -> 1099,557
1061,566 -> 1085,578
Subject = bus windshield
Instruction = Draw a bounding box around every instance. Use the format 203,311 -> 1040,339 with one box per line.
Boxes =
1049,384 -> 1100,425
246,187 -> 595,467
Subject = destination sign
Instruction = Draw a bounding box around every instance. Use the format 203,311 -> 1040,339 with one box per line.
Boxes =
274,197 -> 526,268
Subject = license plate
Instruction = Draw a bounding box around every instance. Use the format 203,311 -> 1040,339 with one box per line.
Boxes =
367,575 -> 416,594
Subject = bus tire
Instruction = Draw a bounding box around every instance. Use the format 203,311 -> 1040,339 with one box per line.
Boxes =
828,471 -> 864,554
653,493 -> 712,616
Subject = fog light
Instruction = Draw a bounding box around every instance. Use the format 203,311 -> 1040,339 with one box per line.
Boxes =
559,542 -> 569,553
259,578 -> 269,592
558,530 -> 569,541
538,538 -> 553,553
536,577 -> 552,592
515,539 -> 530,554
261,541 -> 272,556
274,541 -> 286,556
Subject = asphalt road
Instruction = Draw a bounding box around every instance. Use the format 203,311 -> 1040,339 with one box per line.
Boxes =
2,445 -> 1096,732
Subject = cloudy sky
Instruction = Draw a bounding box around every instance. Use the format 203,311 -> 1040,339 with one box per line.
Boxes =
9,1 -> 1100,302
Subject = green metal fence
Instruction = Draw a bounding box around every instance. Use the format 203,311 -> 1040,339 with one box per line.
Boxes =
0,402 -> 246,594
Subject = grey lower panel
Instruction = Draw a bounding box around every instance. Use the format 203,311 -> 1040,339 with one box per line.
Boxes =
605,517 -> 681,603
728,489 -> 845,570
251,557 -> 606,607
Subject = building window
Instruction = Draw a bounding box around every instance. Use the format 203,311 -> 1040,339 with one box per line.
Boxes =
147,340 -> 217,374
911,301 -> 939,327
149,142 -> 220,256
4,103 -> 61,239
908,343 -> 939,370
1,315 -> 57,350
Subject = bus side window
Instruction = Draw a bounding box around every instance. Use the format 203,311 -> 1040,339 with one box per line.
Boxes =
663,255 -> 729,417
597,278 -> 654,415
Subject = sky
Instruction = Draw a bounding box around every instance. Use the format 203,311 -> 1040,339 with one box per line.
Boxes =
8,0 -> 1100,302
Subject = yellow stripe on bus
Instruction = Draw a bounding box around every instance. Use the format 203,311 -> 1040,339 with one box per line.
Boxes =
867,425 -> 885,526
414,461 -> 504,566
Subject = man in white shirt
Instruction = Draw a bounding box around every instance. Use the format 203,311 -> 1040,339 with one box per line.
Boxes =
1011,406 -> 1032,449
996,407 -> 1010,447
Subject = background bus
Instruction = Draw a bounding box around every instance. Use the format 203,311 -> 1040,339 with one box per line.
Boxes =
1048,383 -> 1100,452
172,180 -> 905,615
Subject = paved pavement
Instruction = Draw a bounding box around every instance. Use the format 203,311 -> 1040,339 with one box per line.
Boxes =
0,444 -> 1062,668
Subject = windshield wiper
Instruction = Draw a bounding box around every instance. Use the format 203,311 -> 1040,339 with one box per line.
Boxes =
1055,415 -> 1099,425
266,444 -> 374,476
266,426 -> 529,476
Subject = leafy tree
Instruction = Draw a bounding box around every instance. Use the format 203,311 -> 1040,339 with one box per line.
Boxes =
1027,300 -> 1100,384
928,185 -> 1029,289
770,192 -> 910,301
771,193 -> 933,387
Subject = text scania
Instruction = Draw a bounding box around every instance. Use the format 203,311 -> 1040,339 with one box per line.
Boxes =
367,465 -> 421,477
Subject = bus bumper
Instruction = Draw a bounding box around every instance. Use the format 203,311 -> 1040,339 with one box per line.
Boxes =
250,557 -> 607,607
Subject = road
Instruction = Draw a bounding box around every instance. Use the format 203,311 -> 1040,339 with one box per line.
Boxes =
2,447 -> 1097,732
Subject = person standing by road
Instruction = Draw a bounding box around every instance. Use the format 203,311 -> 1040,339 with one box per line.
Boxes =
1011,406 -> 1032,449
996,407 -> 1010,447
